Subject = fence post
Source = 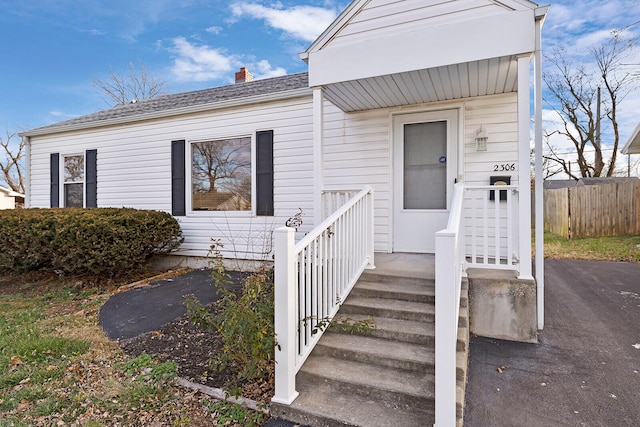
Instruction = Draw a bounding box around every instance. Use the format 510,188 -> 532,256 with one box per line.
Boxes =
271,226 -> 299,405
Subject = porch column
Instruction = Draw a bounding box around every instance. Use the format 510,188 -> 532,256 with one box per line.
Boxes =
517,55 -> 534,280
313,88 -> 325,226
534,9 -> 547,329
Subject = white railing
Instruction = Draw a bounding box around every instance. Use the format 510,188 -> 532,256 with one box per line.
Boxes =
272,186 -> 375,405
321,189 -> 359,220
463,185 -> 519,270
434,182 -> 465,427
434,183 -> 519,426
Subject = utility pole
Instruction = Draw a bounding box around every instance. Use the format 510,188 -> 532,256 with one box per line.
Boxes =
595,87 -> 601,150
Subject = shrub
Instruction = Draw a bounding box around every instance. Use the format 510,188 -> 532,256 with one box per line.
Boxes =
186,263 -> 276,390
0,208 -> 183,276
211,269 -> 276,383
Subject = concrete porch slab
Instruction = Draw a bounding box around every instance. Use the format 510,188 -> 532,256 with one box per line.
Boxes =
373,252 -> 435,280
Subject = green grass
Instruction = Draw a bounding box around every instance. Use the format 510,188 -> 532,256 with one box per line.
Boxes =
0,284 -> 200,426
543,232 -> 640,263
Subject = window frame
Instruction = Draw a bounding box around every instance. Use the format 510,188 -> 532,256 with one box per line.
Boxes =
186,134 -> 256,216
61,153 -> 86,208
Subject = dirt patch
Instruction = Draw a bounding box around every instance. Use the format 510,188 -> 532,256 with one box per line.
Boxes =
119,289 -> 275,405
0,269 -> 161,296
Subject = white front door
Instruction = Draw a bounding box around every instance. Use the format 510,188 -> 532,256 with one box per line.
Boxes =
393,110 -> 458,253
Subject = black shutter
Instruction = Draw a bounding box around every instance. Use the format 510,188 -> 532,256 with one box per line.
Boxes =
171,140 -> 186,216
256,130 -> 274,216
50,153 -> 59,208
86,149 -> 97,208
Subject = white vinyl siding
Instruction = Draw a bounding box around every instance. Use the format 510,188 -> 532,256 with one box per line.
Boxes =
463,92 -> 519,186
29,96 -> 316,259
28,91 -> 518,259
329,0 -> 521,48
322,104 -> 392,252
322,92 -> 518,253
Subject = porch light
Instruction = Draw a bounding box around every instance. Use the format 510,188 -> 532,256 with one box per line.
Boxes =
475,126 -> 488,151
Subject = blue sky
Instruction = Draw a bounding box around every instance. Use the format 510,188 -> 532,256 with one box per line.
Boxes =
1,0 -> 639,174
0,0 -> 344,130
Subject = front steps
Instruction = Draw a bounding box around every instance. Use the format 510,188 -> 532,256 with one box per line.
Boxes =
272,256 -> 470,427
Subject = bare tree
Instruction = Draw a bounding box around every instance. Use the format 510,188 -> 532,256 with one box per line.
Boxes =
0,128 -> 25,193
543,32 -> 637,179
192,139 -> 251,194
93,61 -> 168,107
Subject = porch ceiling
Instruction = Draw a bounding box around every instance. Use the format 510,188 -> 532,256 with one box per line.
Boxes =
322,55 -> 520,113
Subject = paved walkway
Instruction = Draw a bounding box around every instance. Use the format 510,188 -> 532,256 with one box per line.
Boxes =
99,269 -> 242,340
464,259 -> 640,426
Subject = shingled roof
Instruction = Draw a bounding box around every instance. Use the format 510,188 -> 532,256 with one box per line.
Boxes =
23,72 -> 310,136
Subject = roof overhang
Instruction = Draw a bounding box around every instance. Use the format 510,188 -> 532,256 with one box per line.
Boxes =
305,10 -> 534,88
0,187 -> 24,198
303,6 -> 538,112
320,54 -> 523,112
622,122 -> 640,154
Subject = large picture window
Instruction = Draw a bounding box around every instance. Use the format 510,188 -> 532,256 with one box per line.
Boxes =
63,154 -> 84,207
191,137 -> 252,211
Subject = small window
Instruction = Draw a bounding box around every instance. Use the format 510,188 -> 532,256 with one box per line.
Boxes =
63,154 -> 84,207
191,137 -> 252,211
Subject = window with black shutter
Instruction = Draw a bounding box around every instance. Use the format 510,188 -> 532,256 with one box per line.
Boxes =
86,149 -> 97,208
171,140 -> 186,216
256,130 -> 274,216
50,153 -> 60,208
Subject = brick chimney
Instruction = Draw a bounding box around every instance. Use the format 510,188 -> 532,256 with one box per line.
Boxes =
235,67 -> 253,83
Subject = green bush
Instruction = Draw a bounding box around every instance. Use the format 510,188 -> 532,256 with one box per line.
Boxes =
186,268 -> 276,388
0,208 -> 183,276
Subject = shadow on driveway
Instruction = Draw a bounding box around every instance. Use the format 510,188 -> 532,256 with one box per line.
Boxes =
464,259 -> 640,426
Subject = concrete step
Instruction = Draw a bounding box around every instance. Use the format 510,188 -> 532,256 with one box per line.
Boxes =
458,305 -> 469,328
360,270 -> 434,286
272,381 -> 435,427
298,356 -> 435,409
332,313 -> 435,345
314,332 -> 435,373
456,279 -> 471,426
351,280 -> 435,303
340,295 -> 435,322
457,325 -> 469,352
272,254 -> 472,427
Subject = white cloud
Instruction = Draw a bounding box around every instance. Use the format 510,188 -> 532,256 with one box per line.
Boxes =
230,2 -> 337,42
169,37 -> 288,83
206,26 -> 223,35
170,37 -> 237,82
252,60 -> 287,79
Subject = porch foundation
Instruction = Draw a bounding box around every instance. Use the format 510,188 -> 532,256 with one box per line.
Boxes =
467,269 -> 537,343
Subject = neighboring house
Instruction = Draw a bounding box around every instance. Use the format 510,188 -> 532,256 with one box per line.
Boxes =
22,1 -> 548,426
622,121 -> 640,155
0,186 -> 24,209
543,177 -> 638,189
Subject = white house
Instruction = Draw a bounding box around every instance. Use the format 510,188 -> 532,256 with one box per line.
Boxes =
0,186 -> 24,209
622,121 -> 640,155
22,1 -> 548,426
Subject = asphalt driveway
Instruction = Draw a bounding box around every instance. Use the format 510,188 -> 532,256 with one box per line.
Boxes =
464,259 -> 640,426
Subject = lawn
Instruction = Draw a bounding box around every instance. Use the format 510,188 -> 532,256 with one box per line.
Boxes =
0,273 -> 262,427
543,232 -> 640,263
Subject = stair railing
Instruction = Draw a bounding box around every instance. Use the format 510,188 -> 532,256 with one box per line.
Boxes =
272,186 -> 375,405
464,185 -> 519,271
434,182 -> 465,427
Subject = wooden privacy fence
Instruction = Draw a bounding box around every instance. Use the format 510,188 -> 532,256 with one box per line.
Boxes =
544,181 -> 640,238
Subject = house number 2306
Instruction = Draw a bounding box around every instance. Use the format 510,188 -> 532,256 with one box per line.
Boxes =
493,163 -> 516,172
